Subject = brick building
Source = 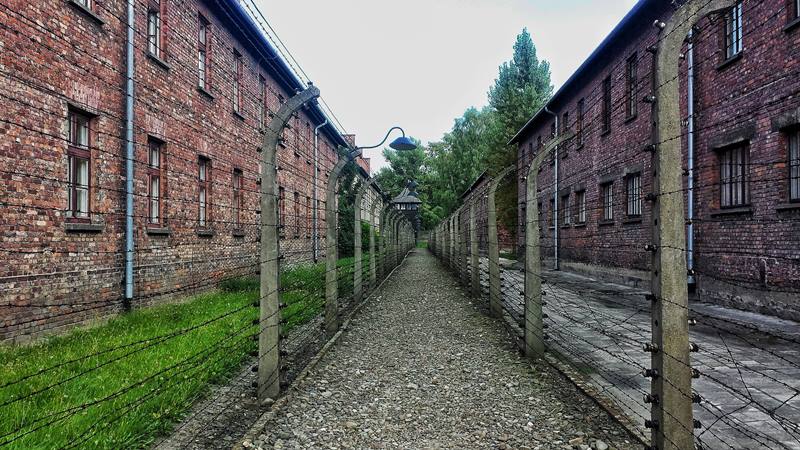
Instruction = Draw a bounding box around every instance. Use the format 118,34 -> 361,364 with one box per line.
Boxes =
511,0 -> 800,319
0,0 -> 365,342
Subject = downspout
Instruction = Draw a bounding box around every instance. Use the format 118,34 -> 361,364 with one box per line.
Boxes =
687,29 -> 696,288
544,107 -> 559,270
124,0 -> 135,308
313,120 -> 328,263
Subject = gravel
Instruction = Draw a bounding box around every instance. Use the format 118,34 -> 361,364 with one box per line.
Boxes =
246,249 -> 637,449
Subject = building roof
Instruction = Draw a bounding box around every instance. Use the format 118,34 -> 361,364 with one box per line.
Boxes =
509,0 -> 660,145
393,188 -> 422,204
217,0 -> 351,149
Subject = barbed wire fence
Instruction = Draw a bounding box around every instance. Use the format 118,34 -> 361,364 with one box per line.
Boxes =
430,0 -> 800,449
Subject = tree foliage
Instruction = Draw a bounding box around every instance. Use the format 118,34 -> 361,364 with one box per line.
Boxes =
371,29 -> 552,243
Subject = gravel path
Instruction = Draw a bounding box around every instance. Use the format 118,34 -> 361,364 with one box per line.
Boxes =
245,249 -> 637,450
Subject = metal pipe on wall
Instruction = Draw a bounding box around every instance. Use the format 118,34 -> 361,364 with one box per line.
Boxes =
124,0 -> 135,307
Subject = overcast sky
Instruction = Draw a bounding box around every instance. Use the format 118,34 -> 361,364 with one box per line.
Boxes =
253,0 -> 639,172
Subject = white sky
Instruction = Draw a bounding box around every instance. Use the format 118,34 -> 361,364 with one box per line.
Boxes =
253,0 -> 639,172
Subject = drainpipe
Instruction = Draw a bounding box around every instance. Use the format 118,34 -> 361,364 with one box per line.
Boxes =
544,107 -> 559,270
124,0 -> 135,308
687,29 -> 696,287
312,120 -> 328,263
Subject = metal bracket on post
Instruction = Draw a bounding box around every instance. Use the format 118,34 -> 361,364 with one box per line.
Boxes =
524,132 -> 573,359
258,85 -> 320,400
488,166 -> 514,318
649,2 -> 733,448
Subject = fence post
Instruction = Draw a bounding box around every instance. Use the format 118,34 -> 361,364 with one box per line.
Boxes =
488,167 -> 514,318
524,133 -> 573,359
649,3 -> 732,448
324,156 -> 349,338
369,196 -> 379,290
258,86 -> 320,400
354,179 -> 369,304
450,214 -> 456,270
470,194 -> 480,297
460,207 -> 469,287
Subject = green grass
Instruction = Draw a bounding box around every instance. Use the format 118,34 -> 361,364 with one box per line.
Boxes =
416,240 -> 428,249
499,251 -> 518,261
0,257 -> 371,450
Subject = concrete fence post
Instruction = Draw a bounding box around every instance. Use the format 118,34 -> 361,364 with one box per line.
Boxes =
488,166 -> 514,318
524,133 -> 573,359
649,2 -> 733,448
258,86 -> 320,400
460,207 -> 469,287
369,197 -> 379,290
354,179 -> 370,304
324,156 -> 349,338
470,195 -> 480,297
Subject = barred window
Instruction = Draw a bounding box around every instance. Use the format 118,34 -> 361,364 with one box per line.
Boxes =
602,76 -> 612,134
278,187 -> 286,237
147,3 -> 162,58
790,130 -> 799,201
562,194 -> 571,225
76,0 -> 93,9
576,191 -> 586,223
725,2 -> 743,59
67,109 -> 92,220
719,145 -> 749,208
601,183 -> 614,221
294,192 -> 300,238
232,50 -> 242,113
198,15 -> 210,90
258,76 -> 267,127
198,157 -> 211,227
147,140 -> 163,225
625,54 -> 638,119
795,0 -> 800,20
576,98 -> 585,146
233,169 -> 242,228
549,199 -> 555,227
626,173 -> 642,217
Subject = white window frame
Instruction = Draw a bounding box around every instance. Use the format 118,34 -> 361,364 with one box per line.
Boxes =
725,3 -> 743,59
790,130 -> 799,202
147,7 -> 162,58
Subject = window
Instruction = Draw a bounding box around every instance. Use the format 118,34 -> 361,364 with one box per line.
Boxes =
626,173 -> 642,217
76,0 -> 92,8
198,15 -> 210,90
601,183 -> 614,221
306,196 -> 312,238
577,99 -> 585,146
293,192 -> 300,238
549,199 -> 555,228
233,169 -> 242,228
550,122 -> 556,138
198,157 -> 211,227
562,112 -> 569,134
147,139 -> 163,225
278,186 -> 285,235
562,194 -> 571,225
258,76 -> 267,127
602,76 -> 612,134
724,2 -> 743,59
795,0 -> 800,20
719,145 -> 749,208
67,109 -> 91,220
625,54 -> 638,119
232,50 -> 242,113
537,135 -> 542,149
791,130 -> 800,201
576,190 -> 586,223
147,4 -> 162,58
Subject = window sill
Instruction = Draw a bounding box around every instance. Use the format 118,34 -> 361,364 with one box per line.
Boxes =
716,52 -> 743,71
67,0 -> 105,25
146,226 -> 171,236
575,143 -> 584,151
197,86 -> 214,100
710,206 -> 752,217
776,202 -> 800,212
598,219 -> 615,227
784,17 -> 800,33
624,114 -> 638,124
147,53 -> 171,71
233,110 -> 246,121
65,221 -> 104,233
197,229 -> 215,237
232,229 -> 245,238
600,129 -> 611,138
623,217 -> 643,225
573,222 -> 587,228
561,224 -> 572,229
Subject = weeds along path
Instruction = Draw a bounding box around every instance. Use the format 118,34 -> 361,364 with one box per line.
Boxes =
244,249 -> 638,449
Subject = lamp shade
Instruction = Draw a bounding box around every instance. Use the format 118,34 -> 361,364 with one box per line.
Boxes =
389,136 -> 417,151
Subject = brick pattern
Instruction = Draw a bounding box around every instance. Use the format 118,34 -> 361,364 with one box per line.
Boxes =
0,0 -> 345,342
514,0 -> 800,319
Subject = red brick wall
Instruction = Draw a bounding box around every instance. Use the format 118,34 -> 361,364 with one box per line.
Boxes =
0,0 -> 343,342
515,0 -> 800,319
